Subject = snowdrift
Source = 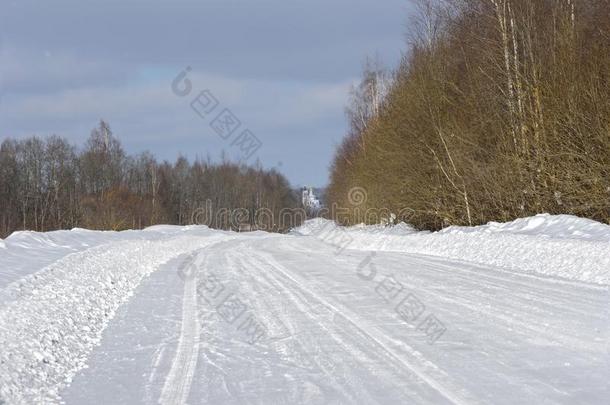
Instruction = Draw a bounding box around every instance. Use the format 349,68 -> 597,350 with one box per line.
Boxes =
0,225 -> 212,290
294,214 -> 610,285
0,228 -> 146,290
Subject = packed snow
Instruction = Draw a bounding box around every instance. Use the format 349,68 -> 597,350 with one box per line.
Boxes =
0,214 -> 608,404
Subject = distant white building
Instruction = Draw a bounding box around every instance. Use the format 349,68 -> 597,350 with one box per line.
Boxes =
301,186 -> 321,210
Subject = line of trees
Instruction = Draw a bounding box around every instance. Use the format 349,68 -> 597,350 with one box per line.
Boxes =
0,121 -> 300,237
328,0 -> 609,229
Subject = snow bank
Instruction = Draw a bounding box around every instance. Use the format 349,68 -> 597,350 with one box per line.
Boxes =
0,229 -> 143,289
0,230 -> 233,404
439,213 -> 610,242
0,225 -> 214,290
294,214 -> 610,285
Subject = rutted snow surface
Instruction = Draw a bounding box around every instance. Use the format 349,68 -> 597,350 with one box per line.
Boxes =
0,228 -> 233,404
0,215 -> 609,404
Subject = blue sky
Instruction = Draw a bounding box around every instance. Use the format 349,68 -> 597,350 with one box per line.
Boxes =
0,0 -> 410,186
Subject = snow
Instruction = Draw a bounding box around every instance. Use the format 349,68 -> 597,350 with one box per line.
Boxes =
440,213 -> 610,242
0,215 -> 608,404
0,226 -> 216,290
0,226 -> 234,403
294,214 -> 610,285
0,228 -> 139,289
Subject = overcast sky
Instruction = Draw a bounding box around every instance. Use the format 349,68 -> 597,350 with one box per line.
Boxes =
0,0 -> 410,186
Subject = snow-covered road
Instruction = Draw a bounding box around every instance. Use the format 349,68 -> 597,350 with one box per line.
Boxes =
1,217 -> 609,404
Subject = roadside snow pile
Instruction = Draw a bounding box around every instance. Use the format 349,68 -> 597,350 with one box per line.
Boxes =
0,230 -> 231,404
440,213 -> 610,242
294,214 -> 610,285
0,229 -> 141,289
0,225 -> 214,290
349,221 -> 420,236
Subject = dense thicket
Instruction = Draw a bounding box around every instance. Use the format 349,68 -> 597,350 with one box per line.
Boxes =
0,121 -> 299,237
328,0 -> 610,229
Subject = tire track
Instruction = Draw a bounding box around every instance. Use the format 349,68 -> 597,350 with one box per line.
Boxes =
159,253 -> 202,405
228,251 -> 367,404
244,247 -> 478,405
